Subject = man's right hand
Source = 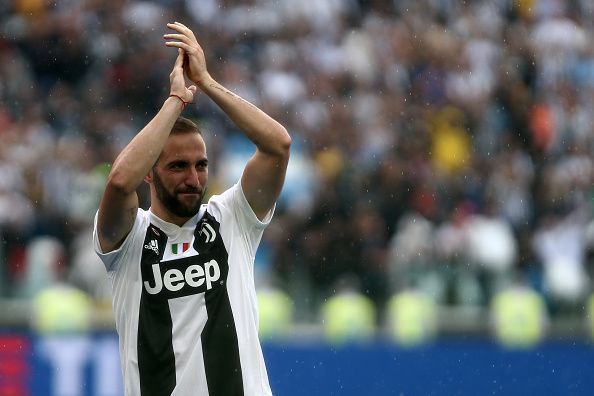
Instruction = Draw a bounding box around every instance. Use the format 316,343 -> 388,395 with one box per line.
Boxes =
170,48 -> 197,103
97,46 -> 196,254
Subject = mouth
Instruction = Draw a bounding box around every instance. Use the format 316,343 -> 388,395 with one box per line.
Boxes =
177,188 -> 201,195
178,193 -> 200,200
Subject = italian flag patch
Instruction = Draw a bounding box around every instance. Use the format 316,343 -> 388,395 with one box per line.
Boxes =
171,242 -> 190,254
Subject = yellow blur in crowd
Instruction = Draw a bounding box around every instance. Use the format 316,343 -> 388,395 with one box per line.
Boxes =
29,281 -> 594,350
32,284 -> 93,335
490,285 -> 547,348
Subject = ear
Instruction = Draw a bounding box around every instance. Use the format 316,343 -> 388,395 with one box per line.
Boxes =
144,169 -> 153,184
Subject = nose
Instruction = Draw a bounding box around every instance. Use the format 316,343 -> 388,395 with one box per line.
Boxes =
185,167 -> 200,188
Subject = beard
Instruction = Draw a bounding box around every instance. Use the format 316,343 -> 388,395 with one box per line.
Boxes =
152,169 -> 205,219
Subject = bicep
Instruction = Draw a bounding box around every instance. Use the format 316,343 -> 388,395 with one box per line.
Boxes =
240,149 -> 289,220
96,185 -> 139,253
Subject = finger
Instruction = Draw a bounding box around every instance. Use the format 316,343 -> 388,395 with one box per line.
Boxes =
165,41 -> 193,53
188,85 -> 197,95
164,32 -> 195,48
174,48 -> 184,68
167,22 -> 188,34
163,33 -> 191,43
165,41 -> 192,53
167,22 -> 197,40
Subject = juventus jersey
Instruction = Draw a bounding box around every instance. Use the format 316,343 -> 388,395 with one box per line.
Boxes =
93,183 -> 273,396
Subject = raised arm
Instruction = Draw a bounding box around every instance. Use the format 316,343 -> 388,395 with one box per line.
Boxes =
164,22 -> 291,220
96,50 -> 197,252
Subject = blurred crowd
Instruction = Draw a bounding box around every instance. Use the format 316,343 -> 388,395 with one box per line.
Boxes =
1,0 -> 594,329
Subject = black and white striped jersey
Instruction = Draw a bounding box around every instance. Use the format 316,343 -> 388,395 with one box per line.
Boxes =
93,183 -> 273,396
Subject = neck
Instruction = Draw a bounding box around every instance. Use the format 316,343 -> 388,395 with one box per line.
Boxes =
149,201 -> 192,227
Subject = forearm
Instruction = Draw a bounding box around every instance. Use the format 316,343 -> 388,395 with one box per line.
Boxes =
198,75 -> 291,156
107,97 -> 182,192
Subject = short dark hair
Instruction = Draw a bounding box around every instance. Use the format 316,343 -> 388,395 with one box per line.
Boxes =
152,116 -> 204,171
171,116 -> 202,135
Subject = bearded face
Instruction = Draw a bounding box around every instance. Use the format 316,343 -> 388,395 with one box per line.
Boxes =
152,166 -> 205,218
148,131 -> 208,223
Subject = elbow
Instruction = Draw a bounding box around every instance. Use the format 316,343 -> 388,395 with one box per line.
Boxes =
276,126 -> 292,158
258,125 -> 292,158
106,168 -> 137,195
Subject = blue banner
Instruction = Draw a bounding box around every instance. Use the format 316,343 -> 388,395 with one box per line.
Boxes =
1,332 -> 593,395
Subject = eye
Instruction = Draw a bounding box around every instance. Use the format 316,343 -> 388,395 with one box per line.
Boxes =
169,161 -> 187,170
197,160 -> 208,170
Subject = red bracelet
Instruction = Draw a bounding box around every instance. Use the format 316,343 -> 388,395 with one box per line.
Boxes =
169,94 -> 190,111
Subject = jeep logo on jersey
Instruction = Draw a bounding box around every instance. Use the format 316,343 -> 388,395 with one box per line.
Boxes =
143,259 -> 221,297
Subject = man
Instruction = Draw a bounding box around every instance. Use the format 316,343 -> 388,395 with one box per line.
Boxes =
93,22 -> 291,396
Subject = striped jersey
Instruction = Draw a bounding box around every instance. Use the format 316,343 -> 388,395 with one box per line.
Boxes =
93,183 -> 273,396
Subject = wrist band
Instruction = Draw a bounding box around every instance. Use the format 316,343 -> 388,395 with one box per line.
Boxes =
169,94 -> 190,111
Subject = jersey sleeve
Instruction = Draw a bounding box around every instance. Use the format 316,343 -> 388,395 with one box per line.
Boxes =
93,209 -> 147,272
216,181 -> 274,231
207,182 -> 274,257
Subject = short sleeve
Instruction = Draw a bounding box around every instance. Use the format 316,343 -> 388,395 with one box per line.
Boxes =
212,182 -> 275,232
93,209 -> 147,272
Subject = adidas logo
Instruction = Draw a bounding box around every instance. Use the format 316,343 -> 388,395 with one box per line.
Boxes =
144,240 -> 159,255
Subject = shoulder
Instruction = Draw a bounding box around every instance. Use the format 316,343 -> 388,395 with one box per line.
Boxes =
206,183 -> 274,229
93,208 -> 150,270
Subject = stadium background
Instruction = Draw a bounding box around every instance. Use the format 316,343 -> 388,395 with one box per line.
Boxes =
1,0 -> 594,394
